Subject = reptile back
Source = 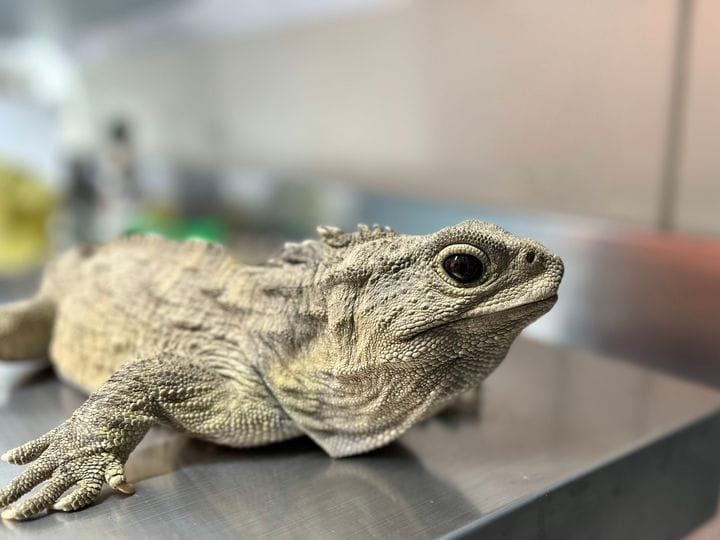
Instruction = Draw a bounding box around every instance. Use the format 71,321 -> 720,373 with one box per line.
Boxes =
41,236 -> 242,391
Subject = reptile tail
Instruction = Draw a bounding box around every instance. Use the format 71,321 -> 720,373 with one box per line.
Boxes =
0,297 -> 55,360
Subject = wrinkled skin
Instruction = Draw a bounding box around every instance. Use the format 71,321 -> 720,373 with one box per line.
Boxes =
0,221 -> 563,519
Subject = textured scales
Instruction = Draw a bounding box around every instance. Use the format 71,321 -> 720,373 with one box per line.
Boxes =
0,220 -> 563,520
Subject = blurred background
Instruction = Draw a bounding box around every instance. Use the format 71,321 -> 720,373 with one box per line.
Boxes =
1,0 -> 719,254
0,2 -> 718,369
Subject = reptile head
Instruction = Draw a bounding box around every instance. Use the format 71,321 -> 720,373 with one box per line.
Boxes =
326,220 -> 563,352
269,220 -> 564,457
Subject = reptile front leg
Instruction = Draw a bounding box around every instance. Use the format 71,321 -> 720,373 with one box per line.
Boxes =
0,354 -> 292,520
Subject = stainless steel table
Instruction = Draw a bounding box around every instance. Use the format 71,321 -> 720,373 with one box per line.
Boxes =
1,338 -> 719,539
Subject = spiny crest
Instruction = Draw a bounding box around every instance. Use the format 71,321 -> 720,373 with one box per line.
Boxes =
277,239 -> 323,265
317,223 -> 396,248
277,224 -> 396,265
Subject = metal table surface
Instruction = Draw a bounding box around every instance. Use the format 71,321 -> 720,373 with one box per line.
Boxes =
1,338 -> 719,539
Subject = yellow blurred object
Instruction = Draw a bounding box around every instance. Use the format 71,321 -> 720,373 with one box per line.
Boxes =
0,162 -> 55,275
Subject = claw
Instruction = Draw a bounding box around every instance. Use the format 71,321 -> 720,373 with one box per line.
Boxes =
108,476 -> 135,495
115,481 -> 135,495
1,507 -> 17,520
0,452 -> 9,463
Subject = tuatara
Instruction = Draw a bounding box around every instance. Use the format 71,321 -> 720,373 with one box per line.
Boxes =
0,221 -> 563,520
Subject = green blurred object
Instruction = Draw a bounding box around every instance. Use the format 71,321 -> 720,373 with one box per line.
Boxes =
125,212 -> 226,243
0,162 -> 56,276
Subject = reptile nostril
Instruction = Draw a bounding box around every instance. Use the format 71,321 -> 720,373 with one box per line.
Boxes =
525,250 -> 536,264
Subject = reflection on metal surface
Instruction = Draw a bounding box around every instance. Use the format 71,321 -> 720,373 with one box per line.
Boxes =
1,338 -> 719,538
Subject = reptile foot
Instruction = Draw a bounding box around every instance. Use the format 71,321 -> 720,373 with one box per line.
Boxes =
0,420 -> 135,520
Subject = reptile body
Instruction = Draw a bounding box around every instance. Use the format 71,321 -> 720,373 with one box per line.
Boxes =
0,221 -> 563,519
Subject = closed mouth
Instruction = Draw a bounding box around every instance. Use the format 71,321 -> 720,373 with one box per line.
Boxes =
526,293 -> 558,307
499,293 -> 558,316
447,293 -> 559,331
462,292 -> 558,319
401,293 -> 559,340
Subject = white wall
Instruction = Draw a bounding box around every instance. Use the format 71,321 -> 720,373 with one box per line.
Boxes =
79,0 -> 718,231
0,98 -> 60,187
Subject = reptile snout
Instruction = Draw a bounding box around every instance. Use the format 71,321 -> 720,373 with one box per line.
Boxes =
519,243 -> 554,269
519,243 -> 565,292
539,251 -> 564,294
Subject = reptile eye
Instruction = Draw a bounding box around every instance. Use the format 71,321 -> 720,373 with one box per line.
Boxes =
442,254 -> 484,284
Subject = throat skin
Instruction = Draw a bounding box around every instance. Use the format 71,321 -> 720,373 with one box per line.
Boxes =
263,297 -> 547,458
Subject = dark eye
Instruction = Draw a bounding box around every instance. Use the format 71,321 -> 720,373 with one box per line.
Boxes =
442,254 -> 484,284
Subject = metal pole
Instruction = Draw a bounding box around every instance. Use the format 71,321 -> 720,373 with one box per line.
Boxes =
658,0 -> 695,231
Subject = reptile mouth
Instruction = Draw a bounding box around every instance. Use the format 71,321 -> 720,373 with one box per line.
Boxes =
507,293 -> 558,312
459,293 -> 558,321
400,294 -> 559,341
442,294 -> 558,331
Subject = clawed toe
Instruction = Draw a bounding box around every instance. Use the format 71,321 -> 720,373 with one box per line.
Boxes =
0,445 -> 133,520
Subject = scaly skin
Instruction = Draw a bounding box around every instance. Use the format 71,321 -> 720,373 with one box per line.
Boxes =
0,221 -> 563,519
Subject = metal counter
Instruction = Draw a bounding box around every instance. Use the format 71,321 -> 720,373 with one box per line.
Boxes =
1,338 -> 719,539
